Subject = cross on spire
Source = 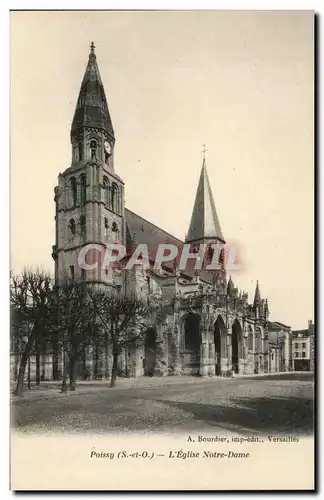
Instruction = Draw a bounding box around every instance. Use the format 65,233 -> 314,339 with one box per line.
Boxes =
202,144 -> 208,160
90,41 -> 95,54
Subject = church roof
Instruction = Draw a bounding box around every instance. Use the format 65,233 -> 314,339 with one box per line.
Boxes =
186,159 -> 225,244
125,208 -> 215,283
71,42 -> 115,140
268,321 -> 291,330
125,209 -> 183,272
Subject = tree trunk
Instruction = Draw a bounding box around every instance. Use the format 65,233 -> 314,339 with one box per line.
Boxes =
35,347 -> 40,386
60,349 -> 68,393
27,356 -> 31,390
41,354 -> 46,381
69,357 -> 77,391
52,339 -> 59,380
93,344 -> 98,380
14,334 -> 35,396
104,336 -> 109,379
110,351 -> 119,388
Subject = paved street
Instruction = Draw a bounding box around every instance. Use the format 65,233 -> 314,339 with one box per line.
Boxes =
11,373 -> 314,436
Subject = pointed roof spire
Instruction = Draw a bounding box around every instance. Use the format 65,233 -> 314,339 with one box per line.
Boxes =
227,275 -> 234,296
253,280 -> 261,309
186,153 -> 225,244
71,42 -> 114,140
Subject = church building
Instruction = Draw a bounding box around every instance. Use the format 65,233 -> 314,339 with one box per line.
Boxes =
52,43 -> 272,379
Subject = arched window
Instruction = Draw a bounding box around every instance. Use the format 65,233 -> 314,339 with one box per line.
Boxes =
90,139 -> 97,160
248,328 -> 253,351
80,215 -> 86,236
117,186 -> 122,214
69,219 -> 76,236
112,222 -> 119,242
103,176 -> 110,207
70,177 -> 77,206
80,174 -> 86,204
104,217 -> 109,238
111,183 -> 118,212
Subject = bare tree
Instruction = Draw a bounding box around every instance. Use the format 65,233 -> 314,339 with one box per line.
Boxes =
10,269 -> 53,396
89,288 -> 150,387
50,279 -> 99,392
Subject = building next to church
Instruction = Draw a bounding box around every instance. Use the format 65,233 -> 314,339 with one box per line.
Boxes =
266,321 -> 292,373
49,43 -> 275,380
291,320 -> 315,372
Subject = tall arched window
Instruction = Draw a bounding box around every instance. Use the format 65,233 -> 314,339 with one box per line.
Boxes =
117,186 -> 122,214
69,219 -> 76,236
80,174 -> 86,204
80,215 -> 86,236
111,183 -> 118,212
70,177 -> 77,206
248,328 -> 253,351
90,139 -> 97,160
78,142 -> 83,161
103,176 -> 110,207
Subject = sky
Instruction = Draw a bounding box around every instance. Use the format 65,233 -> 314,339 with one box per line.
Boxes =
10,10 -> 314,329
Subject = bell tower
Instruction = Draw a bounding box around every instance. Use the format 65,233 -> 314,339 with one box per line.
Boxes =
53,42 -> 125,286
185,150 -> 226,284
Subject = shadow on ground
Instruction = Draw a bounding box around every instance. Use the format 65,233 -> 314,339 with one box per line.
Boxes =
145,395 -> 314,436
243,373 -> 314,383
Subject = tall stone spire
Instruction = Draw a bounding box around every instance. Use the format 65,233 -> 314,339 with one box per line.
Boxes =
186,158 -> 225,244
71,42 -> 115,142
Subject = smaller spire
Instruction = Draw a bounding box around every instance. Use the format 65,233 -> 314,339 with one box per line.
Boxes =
227,275 -> 234,296
264,298 -> 269,316
253,280 -> 261,309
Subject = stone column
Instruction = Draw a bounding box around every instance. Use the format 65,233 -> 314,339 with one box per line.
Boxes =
259,336 -> 264,374
263,334 -> 269,374
222,327 -> 232,376
172,325 -> 181,375
154,339 -> 168,376
208,342 -> 216,376
199,342 -> 209,377
242,338 -> 249,375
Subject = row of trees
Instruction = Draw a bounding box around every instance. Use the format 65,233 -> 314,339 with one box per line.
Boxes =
10,269 -> 153,396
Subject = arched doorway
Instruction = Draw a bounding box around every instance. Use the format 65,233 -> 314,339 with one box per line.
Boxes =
144,328 -> 157,376
182,313 -> 201,375
214,315 -> 226,376
232,319 -> 243,374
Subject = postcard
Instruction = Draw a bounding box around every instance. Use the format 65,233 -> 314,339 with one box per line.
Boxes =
10,10 -> 315,491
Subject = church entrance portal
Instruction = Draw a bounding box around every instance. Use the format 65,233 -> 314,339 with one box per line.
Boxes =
183,313 -> 201,375
232,320 -> 243,374
144,328 -> 157,376
214,316 -> 226,376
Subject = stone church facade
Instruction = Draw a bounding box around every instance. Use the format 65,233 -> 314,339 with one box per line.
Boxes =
51,43 -> 273,380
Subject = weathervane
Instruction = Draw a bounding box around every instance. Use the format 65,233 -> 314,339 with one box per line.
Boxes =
202,144 -> 208,161
90,41 -> 96,53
